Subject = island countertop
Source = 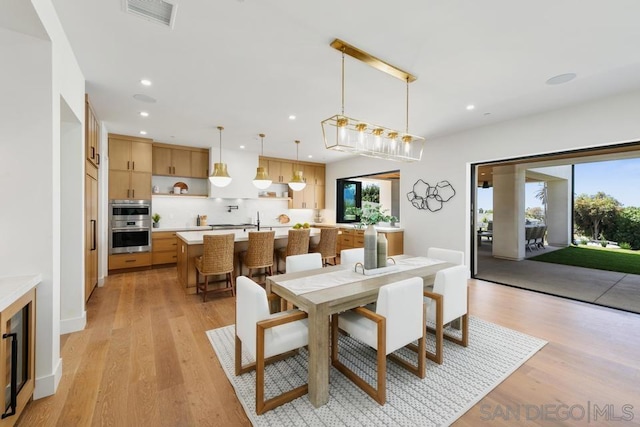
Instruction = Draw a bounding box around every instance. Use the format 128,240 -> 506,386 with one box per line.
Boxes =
0,274 -> 41,312
176,227 -> 321,245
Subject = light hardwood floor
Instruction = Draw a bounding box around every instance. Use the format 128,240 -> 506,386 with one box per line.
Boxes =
18,267 -> 640,426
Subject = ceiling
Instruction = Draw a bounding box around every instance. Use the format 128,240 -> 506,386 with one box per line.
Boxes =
51,0 -> 640,163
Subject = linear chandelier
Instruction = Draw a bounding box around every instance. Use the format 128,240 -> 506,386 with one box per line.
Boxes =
321,39 -> 425,162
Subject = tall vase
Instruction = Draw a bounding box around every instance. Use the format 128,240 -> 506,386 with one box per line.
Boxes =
377,232 -> 388,268
364,224 -> 377,270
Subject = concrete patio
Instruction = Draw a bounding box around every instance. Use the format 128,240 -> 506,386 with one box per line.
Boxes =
475,242 -> 640,314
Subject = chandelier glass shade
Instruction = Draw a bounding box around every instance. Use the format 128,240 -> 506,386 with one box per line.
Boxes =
288,140 -> 306,192
209,126 -> 232,187
321,39 -> 424,162
253,133 -> 272,189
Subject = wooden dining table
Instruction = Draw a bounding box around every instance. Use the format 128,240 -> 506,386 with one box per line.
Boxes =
265,256 -> 456,408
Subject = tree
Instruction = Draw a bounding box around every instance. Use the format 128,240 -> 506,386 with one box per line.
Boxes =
613,207 -> 640,250
526,206 -> 544,220
574,192 -> 621,239
362,184 -> 380,203
535,182 -> 548,222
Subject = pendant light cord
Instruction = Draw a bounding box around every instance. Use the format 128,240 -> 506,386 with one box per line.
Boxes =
217,126 -> 224,162
405,77 -> 409,134
341,49 -> 345,116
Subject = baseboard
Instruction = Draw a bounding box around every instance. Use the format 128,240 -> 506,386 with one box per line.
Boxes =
34,357 -> 63,399
98,276 -> 105,287
60,310 -> 86,334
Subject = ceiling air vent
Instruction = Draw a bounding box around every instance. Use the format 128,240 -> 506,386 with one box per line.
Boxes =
124,0 -> 177,28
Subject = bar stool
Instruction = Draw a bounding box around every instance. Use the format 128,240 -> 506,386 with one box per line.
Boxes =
310,227 -> 338,266
194,233 -> 235,302
239,230 -> 275,285
275,228 -> 310,273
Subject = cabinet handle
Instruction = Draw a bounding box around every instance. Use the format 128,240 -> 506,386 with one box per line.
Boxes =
127,189 -> 130,198
173,166 -> 176,174
132,189 -> 135,198
169,166 -> 172,174
96,153 -> 100,165
91,146 -> 95,159
91,219 -> 97,251
127,161 -> 130,170
132,161 -> 135,170
2,332 -> 18,419
125,259 -> 136,263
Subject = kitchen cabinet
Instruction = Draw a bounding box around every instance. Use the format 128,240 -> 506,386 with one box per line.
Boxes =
291,183 -> 325,209
85,94 -> 100,168
191,150 -> 209,178
153,143 -> 209,179
338,229 -> 403,256
152,231 -> 178,265
109,134 -> 153,200
85,165 -> 98,302
108,252 -> 152,270
0,285 -> 36,427
261,158 -> 293,183
109,135 -> 152,172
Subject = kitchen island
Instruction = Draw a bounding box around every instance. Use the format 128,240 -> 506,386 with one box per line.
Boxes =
175,228 -> 320,294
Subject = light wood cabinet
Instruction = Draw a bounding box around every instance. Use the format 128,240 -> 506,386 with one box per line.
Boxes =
152,231 -> 178,265
338,229 -> 403,256
153,143 -> 209,179
191,150 -> 209,178
85,94 -> 100,168
0,287 -> 36,427
264,159 -> 293,183
109,134 -> 153,200
85,164 -> 98,302
108,252 -> 152,270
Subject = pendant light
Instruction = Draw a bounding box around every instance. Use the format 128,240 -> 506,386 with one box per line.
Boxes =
209,126 -> 232,187
288,140 -> 306,192
252,133 -> 272,189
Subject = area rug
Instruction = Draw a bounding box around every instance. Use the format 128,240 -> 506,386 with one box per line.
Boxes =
206,317 -> 546,426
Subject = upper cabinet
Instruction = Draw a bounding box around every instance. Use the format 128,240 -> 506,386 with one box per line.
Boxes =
258,156 -> 326,209
108,134 -> 153,200
85,94 -> 101,168
259,158 -> 294,184
152,143 -> 209,179
109,135 -> 153,173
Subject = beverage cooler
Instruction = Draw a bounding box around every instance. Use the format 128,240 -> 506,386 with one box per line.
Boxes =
0,288 -> 35,426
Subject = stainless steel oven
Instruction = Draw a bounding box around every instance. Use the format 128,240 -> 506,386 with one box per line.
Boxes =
109,200 -> 152,254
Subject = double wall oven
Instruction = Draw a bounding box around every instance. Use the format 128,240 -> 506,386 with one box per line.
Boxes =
109,200 -> 152,254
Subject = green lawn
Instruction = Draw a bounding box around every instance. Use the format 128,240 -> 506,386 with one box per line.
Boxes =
529,245 -> 640,275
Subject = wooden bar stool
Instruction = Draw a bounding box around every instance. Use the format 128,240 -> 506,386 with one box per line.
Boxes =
275,228 -> 310,273
194,233 -> 235,302
239,230 -> 275,285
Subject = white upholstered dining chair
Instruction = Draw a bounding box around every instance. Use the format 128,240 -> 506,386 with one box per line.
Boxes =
426,247 -> 464,265
285,252 -> 322,274
422,264 -> 469,364
340,247 -> 364,265
331,277 -> 426,405
234,276 -> 309,414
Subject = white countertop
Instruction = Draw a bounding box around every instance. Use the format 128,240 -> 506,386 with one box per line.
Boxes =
317,223 -> 404,233
0,274 -> 41,312
152,225 -> 213,232
177,228 -> 321,245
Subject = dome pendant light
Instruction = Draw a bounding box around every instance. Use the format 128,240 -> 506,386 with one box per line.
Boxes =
288,140 -> 306,192
209,126 -> 232,187
252,133 -> 272,189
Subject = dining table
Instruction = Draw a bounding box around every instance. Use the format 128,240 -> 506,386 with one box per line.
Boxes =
265,255 -> 457,408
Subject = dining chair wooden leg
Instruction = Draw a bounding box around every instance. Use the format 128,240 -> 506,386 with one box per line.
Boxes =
202,275 -> 209,302
195,270 -> 200,295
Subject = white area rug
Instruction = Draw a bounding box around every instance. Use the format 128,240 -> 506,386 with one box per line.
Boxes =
207,317 -> 546,426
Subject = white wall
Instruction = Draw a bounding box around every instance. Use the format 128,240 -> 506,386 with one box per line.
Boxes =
0,0 -> 85,399
327,88 -> 640,264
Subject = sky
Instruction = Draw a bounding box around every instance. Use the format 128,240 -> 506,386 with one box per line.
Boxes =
476,158 -> 640,211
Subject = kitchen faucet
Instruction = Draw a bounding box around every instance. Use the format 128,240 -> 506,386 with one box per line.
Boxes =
256,211 -> 261,231
227,205 -> 238,213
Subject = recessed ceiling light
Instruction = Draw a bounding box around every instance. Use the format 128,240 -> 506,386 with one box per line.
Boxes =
308,155 -> 313,158
133,94 -> 157,103
139,130 -> 147,135
140,79 -> 152,86
139,111 -> 149,117
239,145 -> 245,149
466,105 -> 475,111
546,73 -> 577,85
289,115 -> 296,120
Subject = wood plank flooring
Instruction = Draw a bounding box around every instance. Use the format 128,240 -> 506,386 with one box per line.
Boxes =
18,267 -> 640,426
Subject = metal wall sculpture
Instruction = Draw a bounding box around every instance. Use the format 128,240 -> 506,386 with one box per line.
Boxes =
407,179 -> 456,212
